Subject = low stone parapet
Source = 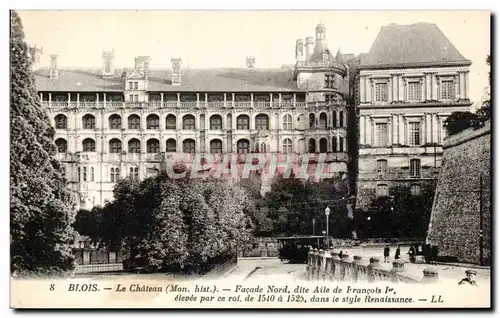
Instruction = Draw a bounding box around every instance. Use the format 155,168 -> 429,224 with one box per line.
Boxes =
306,247 -> 437,284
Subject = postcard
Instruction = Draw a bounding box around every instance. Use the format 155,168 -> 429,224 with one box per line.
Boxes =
10,9 -> 491,309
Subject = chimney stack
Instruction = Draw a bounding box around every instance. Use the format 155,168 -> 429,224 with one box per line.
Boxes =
28,44 -> 43,70
305,37 -> 314,61
171,58 -> 182,85
102,49 -> 115,77
295,39 -> 304,62
134,56 -> 151,78
49,54 -> 59,79
246,56 -> 255,68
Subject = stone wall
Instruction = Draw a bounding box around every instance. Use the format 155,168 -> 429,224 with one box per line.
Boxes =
426,121 -> 491,265
306,249 -> 439,284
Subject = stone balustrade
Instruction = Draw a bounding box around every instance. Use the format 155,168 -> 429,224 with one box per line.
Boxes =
306,248 -> 438,284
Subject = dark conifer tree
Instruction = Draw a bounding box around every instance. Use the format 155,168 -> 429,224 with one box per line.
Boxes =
10,10 -> 77,274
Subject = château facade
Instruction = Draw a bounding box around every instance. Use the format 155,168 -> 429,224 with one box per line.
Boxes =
355,22 -> 472,208
33,24 -> 352,209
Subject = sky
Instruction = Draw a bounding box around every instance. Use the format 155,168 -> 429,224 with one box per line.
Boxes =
17,10 -> 490,105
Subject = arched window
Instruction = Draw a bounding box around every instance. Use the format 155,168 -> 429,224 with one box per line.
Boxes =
183,115 -> 196,130
309,113 -> 316,129
339,110 -> 344,127
339,136 -> 345,152
255,114 -> 269,130
110,167 -> 120,183
308,139 -> 316,153
82,138 -> 95,152
332,137 -> 338,153
237,139 -> 250,154
146,114 -> 160,129
55,138 -> 67,153
332,111 -> 337,127
237,115 -> 249,130
377,184 -> 388,197
147,138 -> 160,153
109,139 -> 122,153
282,138 -> 292,154
319,138 -> 328,153
166,114 -> 176,130
128,138 -> 140,153
109,114 -> 122,129
319,113 -> 327,129
128,114 -> 141,129
82,114 -> 96,129
210,115 -> 223,130
129,167 -> 139,181
55,114 -> 67,129
210,139 -> 222,153
283,114 -> 292,130
411,184 -> 421,196
166,139 -> 177,152
183,139 -> 196,153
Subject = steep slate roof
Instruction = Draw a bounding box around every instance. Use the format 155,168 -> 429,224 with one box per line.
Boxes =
359,22 -> 472,69
34,68 -> 301,92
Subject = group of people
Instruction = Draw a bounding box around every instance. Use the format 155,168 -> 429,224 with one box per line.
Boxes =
383,245 -> 401,263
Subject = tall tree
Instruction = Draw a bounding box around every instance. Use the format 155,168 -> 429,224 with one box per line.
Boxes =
10,10 -> 77,274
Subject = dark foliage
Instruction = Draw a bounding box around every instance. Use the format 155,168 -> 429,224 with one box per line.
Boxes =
259,172 -> 350,237
73,171 -> 253,273
10,10 -> 77,274
357,182 -> 436,239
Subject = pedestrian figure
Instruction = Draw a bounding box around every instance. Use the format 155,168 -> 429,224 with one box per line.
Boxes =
339,250 -> 343,258
395,245 -> 401,260
383,245 -> 390,263
458,270 -> 478,286
408,246 -> 416,263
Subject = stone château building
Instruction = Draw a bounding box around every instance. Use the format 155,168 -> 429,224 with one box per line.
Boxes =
355,22 -> 472,208
33,23 -> 352,209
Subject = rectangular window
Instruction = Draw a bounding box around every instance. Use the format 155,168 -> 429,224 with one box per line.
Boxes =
375,83 -> 388,102
325,74 -> 335,89
134,95 -> 139,102
375,123 -> 388,147
134,82 -> 138,90
128,82 -> 133,90
441,80 -> 455,100
410,159 -> 421,178
376,159 -> 388,174
129,95 -> 134,102
407,81 -> 421,101
408,122 -> 421,146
